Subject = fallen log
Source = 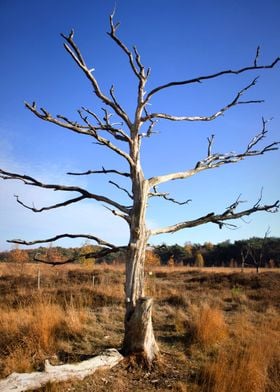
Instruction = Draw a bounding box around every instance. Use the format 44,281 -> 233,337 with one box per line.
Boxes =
0,348 -> 123,392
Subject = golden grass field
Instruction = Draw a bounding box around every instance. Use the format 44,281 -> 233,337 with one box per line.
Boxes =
0,262 -> 279,391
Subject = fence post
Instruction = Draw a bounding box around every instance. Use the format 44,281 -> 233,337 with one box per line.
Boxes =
37,268 -> 41,290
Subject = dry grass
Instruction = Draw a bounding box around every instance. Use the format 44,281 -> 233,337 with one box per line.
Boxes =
187,303 -> 228,349
203,312 -> 280,392
2,262 -> 279,279
0,298 -> 93,376
0,263 -> 279,391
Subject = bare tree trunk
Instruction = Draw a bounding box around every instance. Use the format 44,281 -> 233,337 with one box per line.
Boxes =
123,297 -> 159,365
123,164 -> 159,364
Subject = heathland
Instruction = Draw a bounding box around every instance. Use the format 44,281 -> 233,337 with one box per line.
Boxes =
0,262 -> 279,391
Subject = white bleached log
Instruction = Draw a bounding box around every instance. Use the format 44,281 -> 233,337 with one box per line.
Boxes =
0,348 -> 123,392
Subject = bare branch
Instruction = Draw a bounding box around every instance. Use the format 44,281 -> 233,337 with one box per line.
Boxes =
145,55 -> 280,101
100,107 -> 131,142
264,225 -> 271,238
77,109 -> 134,165
78,106 -> 130,142
81,106 -> 103,126
0,169 -> 130,214
25,102 -> 94,137
149,187 -> 191,205
207,134 -> 215,156
142,78 -> 263,122
253,187 -> 264,208
103,204 -> 131,223
254,46 -> 260,67
8,233 -> 117,248
109,180 -> 133,199
61,30 -> 131,126
151,199 -> 279,236
34,246 -> 127,266
221,194 -> 246,216
107,13 -> 143,80
108,86 -> 131,134
107,11 -> 148,117
25,102 -> 134,166
67,167 -> 130,177
133,46 -> 145,76
149,119 -> 279,187
140,107 -> 159,138
14,194 -> 86,212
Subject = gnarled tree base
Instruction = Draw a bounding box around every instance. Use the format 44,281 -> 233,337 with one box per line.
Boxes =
123,297 -> 159,366
0,349 -> 123,392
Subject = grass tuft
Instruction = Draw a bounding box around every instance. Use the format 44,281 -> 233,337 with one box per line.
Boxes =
187,303 -> 228,349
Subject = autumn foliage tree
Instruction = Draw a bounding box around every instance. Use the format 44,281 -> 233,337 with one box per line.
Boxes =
8,245 -> 29,274
145,249 -> 161,266
79,241 -> 97,266
194,252 -> 205,268
0,12 -> 279,364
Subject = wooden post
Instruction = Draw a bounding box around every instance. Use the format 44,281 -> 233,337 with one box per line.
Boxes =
37,268 -> 41,290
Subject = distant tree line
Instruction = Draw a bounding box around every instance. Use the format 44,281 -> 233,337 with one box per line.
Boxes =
153,238 -> 280,269
1,237 -> 280,269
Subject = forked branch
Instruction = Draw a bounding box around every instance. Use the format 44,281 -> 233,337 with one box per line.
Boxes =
8,233 -> 127,265
67,167 -> 130,177
0,169 -> 130,214
25,103 -> 134,166
61,30 -> 131,126
149,187 -> 191,205
151,198 -> 279,236
8,233 -> 117,248
107,11 -> 147,81
33,247 -> 125,266
14,195 -> 86,213
103,204 -> 131,223
109,180 -> 133,199
142,78 -> 263,122
145,48 -> 280,101
107,11 -> 150,114
149,118 -> 279,187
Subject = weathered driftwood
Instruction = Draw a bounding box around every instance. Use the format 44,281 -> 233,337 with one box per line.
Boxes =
0,348 -> 123,392
123,297 -> 159,364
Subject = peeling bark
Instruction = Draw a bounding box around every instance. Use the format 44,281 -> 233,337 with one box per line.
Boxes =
123,298 -> 159,365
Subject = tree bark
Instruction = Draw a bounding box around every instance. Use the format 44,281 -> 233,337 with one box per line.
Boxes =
123,297 -> 159,365
123,150 -> 158,364
0,349 -> 123,392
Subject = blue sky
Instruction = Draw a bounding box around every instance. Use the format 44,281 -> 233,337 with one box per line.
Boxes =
0,0 -> 279,251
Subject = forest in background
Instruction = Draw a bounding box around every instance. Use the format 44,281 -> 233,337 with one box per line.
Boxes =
1,237 -> 280,269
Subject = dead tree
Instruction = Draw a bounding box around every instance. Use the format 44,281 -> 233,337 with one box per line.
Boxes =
0,13 -> 279,365
246,228 -> 271,273
240,247 -> 249,273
